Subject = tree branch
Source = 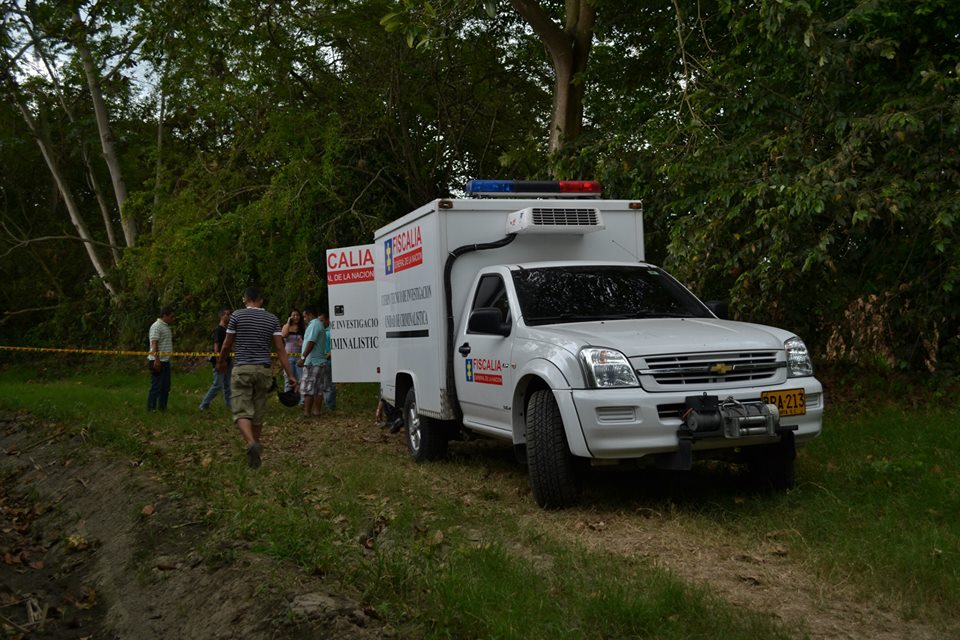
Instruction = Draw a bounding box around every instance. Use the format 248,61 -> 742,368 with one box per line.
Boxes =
510,0 -> 567,63
104,34 -> 146,79
0,234 -> 121,260
2,306 -> 60,321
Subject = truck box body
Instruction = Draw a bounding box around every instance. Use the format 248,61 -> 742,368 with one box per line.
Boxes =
374,197 -> 643,419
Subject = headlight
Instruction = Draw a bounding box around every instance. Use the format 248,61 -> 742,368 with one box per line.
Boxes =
785,337 -> 814,377
580,347 -> 639,388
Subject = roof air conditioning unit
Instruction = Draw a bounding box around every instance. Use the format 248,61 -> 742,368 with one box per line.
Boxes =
506,207 -> 605,235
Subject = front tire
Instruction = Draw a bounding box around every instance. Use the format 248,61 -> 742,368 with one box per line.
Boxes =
526,389 -> 578,509
403,387 -> 448,462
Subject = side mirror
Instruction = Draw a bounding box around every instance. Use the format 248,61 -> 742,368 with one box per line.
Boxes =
705,300 -> 728,320
467,307 -> 511,336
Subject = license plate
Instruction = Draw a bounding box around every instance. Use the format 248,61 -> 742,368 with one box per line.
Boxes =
762,388 -> 806,417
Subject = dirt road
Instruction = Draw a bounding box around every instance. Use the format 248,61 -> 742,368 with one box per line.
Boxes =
0,414 -> 384,639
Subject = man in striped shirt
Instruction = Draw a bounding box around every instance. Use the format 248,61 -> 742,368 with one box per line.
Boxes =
218,287 -> 299,468
147,306 -> 176,411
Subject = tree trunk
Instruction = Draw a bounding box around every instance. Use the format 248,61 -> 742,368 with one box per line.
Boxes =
72,10 -> 137,248
154,76 -> 165,223
7,86 -> 117,295
86,152 -> 122,266
510,0 -> 595,154
24,12 -> 123,265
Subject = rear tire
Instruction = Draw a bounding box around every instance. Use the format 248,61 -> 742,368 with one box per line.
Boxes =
526,389 -> 578,509
403,387 -> 448,462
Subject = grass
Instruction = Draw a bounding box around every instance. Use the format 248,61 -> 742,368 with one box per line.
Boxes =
1,359 -> 958,637
730,404 -> 959,617
637,403 -> 960,624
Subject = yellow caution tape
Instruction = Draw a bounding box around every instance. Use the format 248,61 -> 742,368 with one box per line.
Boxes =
0,345 -> 215,357
0,345 -> 304,358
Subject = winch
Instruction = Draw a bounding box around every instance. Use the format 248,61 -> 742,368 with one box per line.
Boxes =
680,394 -> 780,439
656,393 -> 798,471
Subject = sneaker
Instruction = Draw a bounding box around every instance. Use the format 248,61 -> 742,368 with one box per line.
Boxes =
388,417 -> 404,434
246,442 -> 263,469
199,404 -> 208,411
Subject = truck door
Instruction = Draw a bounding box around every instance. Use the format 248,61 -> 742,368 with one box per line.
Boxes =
455,273 -> 514,433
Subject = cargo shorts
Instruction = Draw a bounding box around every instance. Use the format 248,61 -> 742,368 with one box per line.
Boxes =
300,364 -> 321,397
230,364 -> 274,425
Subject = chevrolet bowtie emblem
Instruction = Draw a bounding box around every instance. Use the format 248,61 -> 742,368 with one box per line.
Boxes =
709,363 -> 733,375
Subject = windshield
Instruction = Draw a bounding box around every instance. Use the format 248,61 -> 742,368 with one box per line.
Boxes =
512,265 -> 712,326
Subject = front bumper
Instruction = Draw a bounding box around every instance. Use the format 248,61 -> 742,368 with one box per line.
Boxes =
565,378 -> 823,459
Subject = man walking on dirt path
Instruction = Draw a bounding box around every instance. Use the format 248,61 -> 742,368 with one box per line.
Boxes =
218,287 -> 298,468
147,306 -> 176,411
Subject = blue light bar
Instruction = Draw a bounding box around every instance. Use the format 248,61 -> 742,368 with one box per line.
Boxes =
465,179 -> 602,198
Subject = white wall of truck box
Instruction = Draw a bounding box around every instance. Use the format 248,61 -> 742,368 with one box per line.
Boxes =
373,197 -> 644,418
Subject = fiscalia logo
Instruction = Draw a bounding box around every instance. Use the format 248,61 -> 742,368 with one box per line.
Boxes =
465,358 -> 503,385
384,226 -> 423,275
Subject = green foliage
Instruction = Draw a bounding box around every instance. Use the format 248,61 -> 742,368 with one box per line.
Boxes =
2,0 -> 958,378
629,0 -> 960,372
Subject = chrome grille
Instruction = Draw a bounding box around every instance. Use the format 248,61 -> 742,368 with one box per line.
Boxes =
530,208 -> 601,226
637,351 -> 783,389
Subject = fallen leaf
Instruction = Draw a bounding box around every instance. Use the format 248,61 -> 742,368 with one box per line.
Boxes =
30,561 -> 44,570
737,573 -> 762,586
142,505 -> 156,516
201,457 -> 213,468
75,585 -> 97,609
736,553 -> 763,564
67,535 -> 90,551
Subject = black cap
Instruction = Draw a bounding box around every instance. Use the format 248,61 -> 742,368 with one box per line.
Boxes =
277,390 -> 300,407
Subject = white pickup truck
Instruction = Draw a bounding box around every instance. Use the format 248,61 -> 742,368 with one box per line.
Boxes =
329,180 -> 823,508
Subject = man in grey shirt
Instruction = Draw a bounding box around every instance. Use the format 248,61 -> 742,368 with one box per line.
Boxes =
218,287 -> 298,468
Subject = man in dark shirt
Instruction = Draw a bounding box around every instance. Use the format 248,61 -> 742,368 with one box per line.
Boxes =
200,308 -> 232,410
218,287 -> 299,468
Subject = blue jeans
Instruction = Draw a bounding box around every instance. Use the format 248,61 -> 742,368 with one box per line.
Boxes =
324,384 -> 337,411
147,360 -> 171,411
283,355 -> 302,392
319,362 -> 336,410
200,363 -> 232,409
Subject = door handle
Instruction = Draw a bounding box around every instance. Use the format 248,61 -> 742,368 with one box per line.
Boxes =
458,342 -> 471,356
